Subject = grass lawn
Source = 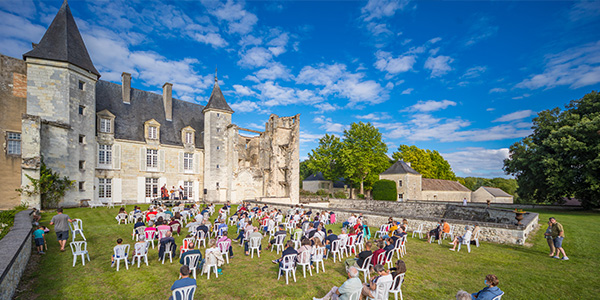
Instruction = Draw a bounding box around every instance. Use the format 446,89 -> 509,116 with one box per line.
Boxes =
14,206 -> 600,299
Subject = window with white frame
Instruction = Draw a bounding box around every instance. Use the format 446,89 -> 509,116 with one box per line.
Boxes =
183,181 -> 193,199
183,153 -> 193,172
148,126 -> 158,139
7,132 -> 21,155
100,118 -> 111,133
98,178 -> 112,199
98,144 -> 112,166
185,132 -> 193,144
145,178 -> 158,198
146,149 -> 158,169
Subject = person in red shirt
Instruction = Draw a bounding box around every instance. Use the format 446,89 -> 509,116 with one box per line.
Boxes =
146,209 -> 158,222
372,241 -> 386,266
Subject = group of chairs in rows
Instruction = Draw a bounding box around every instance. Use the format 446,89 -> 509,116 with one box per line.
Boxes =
411,223 -> 480,253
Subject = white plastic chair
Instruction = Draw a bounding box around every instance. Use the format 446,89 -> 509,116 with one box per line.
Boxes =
457,238 -> 471,253
128,211 -> 136,223
218,240 -> 231,264
291,231 -> 302,249
132,242 -> 149,268
182,253 -> 201,279
347,289 -> 361,300
398,236 -> 407,258
113,244 -> 130,271
195,231 -> 207,248
338,235 -> 348,258
346,235 -> 357,255
162,241 -> 174,264
443,225 -> 455,241
133,226 -> 146,241
69,219 -> 86,242
145,230 -> 157,249
229,215 -> 238,226
277,254 -> 297,284
366,279 -> 393,300
172,285 -> 196,300
69,241 -> 90,267
158,229 -> 169,240
374,224 -> 389,239
272,234 -> 286,254
203,254 -> 219,280
472,230 -> 480,247
389,273 -> 405,300
411,224 -> 424,239
171,223 -> 181,236
312,246 -> 326,273
181,237 -> 195,256
116,213 -> 128,224
328,240 -> 343,263
492,292 -> 504,300
356,234 -> 365,252
297,250 -> 312,278
356,255 -> 373,282
286,221 -> 297,234
249,236 -> 262,258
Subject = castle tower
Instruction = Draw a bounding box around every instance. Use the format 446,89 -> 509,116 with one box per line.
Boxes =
21,0 -> 100,208
203,73 -> 234,203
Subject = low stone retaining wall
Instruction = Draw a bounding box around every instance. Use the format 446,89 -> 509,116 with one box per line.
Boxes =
250,200 -> 538,245
0,210 -> 33,300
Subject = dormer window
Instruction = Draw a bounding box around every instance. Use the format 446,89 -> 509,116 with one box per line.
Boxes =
148,126 -> 158,139
181,126 -> 196,147
185,132 -> 193,144
100,118 -> 111,133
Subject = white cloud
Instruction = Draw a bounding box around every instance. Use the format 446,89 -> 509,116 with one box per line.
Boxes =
230,100 -> 263,113
299,130 -> 324,145
0,0 -> 36,18
424,55 -> 454,77
189,32 -> 228,48
254,81 -> 322,106
374,50 -> 417,74
489,87 -> 507,93
313,116 -> 347,133
314,103 -> 340,112
203,0 -> 258,35
486,108 -> 495,112
512,93 -> 531,100
493,110 -> 535,122
238,47 -> 274,68
355,112 -> 391,121
253,62 -> 292,81
569,0 -> 600,22
516,41 -> 600,90
0,10 -> 47,57
401,88 -> 414,95
462,66 -> 486,79
442,148 -> 510,178
232,84 -> 255,96
361,0 -> 411,21
465,16 -> 498,47
405,100 -> 457,112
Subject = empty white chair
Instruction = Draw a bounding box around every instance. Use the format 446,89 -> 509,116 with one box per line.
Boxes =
229,215 -> 238,226
374,224 -> 389,239
472,230 -> 480,247
356,255 -> 373,283
393,238 -> 403,259
128,211 -> 136,223
145,230 -> 157,249
346,235 -> 357,256
355,234 -> 365,252
113,244 -> 130,271
286,221 -> 296,234
389,273 -> 405,300
132,242 -> 149,268
218,240 -> 231,264
272,234 -> 286,254
338,235 -> 348,258
297,250 -> 312,278
411,224 -> 424,239
312,246 -> 326,273
248,236 -> 262,258
329,240 -> 343,263
182,253 -> 201,279
366,279 -> 393,300
69,241 -> 90,267
195,231 -> 207,248
398,236 -> 407,257
69,219 -> 86,242
172,286 -> 196,300
277,254 -> 297,285
162,241 -> 174,264
116,213 -> 128,224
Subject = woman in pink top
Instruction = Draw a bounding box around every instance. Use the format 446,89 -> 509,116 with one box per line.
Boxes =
329,211 -> 336,224
144,225 -> 157,240
156,224 -> 171,239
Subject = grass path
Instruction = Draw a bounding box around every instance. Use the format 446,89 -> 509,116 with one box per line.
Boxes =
14,206 -> 600,299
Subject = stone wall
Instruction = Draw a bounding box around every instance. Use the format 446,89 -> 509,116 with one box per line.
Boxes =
252,199 -> 539,245
0,210 -> 32,300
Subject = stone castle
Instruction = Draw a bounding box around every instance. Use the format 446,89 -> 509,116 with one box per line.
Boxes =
0,1 -> 299,209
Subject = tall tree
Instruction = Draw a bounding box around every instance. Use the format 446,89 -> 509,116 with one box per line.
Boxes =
392,145 -> 457,180
306,134 -> 344,181
340,122 -> 390,194
504,91 -> 600,208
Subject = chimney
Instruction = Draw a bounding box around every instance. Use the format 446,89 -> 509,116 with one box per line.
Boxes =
162,82 -> 173,121
121,72 -> 131,104
407,162 -> 411,167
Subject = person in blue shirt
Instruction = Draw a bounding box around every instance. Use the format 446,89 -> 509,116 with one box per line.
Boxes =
471,274 -> 503,300
170,265 -> 196,300
33,226 -> 46,254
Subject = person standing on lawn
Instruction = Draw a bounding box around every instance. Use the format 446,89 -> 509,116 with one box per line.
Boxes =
33,225 -> 46,254
550,217 -> 569,260
544,220 -> 555,257
49,208 -> 73,252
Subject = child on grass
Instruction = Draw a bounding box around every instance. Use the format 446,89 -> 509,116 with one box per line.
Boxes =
111,238 -> 128,267
33,226 -> 46,254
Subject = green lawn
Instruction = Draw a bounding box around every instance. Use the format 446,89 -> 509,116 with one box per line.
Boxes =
14,206 -> 600,299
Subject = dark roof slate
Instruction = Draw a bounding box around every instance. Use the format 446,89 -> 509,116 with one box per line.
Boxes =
23,1 -> 99,76
304,172 -> 327,181
95,80 -> 204,148
203,80 -> 233,113
422,178 -> 471,192
381,161 -> 420,175
481,186 -> 512,198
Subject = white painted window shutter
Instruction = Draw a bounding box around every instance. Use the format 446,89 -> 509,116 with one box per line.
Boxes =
94,177 -> 99,202
159,150 -> 166,172
140,147 -> 146,171
194,153 -> 200,174
137,177 -> 145,203
193,180 -> 200,201
179,151 -> 184,173
113,144 -> 121,170
113,178 -> 122,203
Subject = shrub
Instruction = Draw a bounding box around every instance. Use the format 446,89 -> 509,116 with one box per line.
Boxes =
316,189 -> 330,196
300,189 -> 317,196
0,204 -> 28,241
357,194 -> 366,199
372,179 -> 397,201
333,191 -> 347,199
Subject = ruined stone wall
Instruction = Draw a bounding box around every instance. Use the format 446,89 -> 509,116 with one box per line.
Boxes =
203,110 -> 231,203
0,54 -> 27,209
0,210 -> 32,300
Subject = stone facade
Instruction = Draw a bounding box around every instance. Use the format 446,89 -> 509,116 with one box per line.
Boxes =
0,54 -> 27,209
421,190 -> 471,202
472,186 -> 514,204
379,172 -> 422,201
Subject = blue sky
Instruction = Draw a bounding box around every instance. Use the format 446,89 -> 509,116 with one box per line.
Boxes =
1,0 -> 599,178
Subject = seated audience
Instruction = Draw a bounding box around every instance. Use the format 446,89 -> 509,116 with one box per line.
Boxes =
345,241 -> 372,269
180,243 -> 202,271
449,226 -> 473,251
111,238 -> 128,267
244,227 -> 263,256
202,239 -> 224,275
372,241 -> 386,266
426,220 -> 443,243
389,259 -> 407,278
313,266 -> 362,300
456,290 -> 471,300
471,274 -> 503,300
272,240 -> 298,265
134,218 -> 145,229
169,266 -> 196,300
267,225 -> 287,250
361,264 -> 393,299
217,232 -> 234,257
158,231 -> 177,260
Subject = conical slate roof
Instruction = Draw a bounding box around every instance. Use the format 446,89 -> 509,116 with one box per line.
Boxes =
381,160 -> 420,175
304,172 -> 327,181
203,76 -> 233,113
23,0 -> 100,76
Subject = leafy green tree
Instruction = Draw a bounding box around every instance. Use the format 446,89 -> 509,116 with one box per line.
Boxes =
306,134 -> 344,181
17,159 -> 75,209
392,145 -> 457,180
372,179 -> 397,201
503,91 -> 600,208
340,122 -> 390,194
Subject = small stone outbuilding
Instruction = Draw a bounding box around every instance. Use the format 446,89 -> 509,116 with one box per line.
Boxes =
472,186 -> 514,204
